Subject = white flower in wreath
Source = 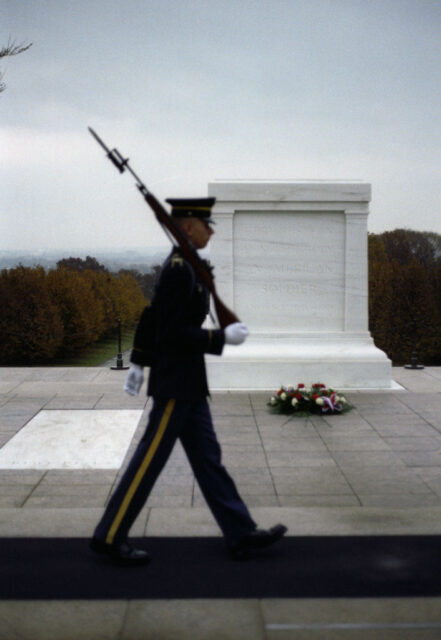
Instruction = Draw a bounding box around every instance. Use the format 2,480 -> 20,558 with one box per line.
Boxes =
291,398 -> 298,407
315,397 -> 325,406
270,396 -> 278,406
280,392 -> 287,401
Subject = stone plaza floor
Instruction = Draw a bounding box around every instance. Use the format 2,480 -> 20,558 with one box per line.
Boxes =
0,365 -> 440,639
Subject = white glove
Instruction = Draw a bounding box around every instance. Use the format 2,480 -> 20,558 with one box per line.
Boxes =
224,322 -> 249,346
124,364 -> 144,396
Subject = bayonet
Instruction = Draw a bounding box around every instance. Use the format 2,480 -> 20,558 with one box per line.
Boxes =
88,127 -> 239,328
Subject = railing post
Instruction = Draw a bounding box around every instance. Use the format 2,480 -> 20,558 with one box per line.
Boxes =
111,318 -> 129,370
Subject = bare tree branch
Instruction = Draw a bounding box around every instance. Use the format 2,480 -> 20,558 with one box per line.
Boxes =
0,39 -> 33,93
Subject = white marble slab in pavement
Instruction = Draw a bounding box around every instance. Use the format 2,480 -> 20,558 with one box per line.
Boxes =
0,410 -> 142,469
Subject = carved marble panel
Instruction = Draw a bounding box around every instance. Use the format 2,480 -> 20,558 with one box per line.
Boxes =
233,211 -> 345,331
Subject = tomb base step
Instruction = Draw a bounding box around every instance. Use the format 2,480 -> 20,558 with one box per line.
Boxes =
207,332 -> 393,390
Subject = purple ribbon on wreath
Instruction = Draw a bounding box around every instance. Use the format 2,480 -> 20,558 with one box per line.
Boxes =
321,392 -> 343,413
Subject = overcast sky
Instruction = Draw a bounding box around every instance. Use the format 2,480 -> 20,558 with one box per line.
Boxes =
1,0 -> 440,253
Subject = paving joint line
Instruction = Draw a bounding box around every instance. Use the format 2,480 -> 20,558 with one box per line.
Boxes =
92,393 -> 105,409
2,382 -> 21,395
257,599 -> 270,640
250,393 -> 281,507
143,504 -> 152,535
394,392 -> 441,436
266,622 -> 441,631
115,600 -> 131,640
20,470 -> 48,507
312,414 -> 363,507
3,408 -> 44,442
359,396 -> 441,499
41,394 -> 57,410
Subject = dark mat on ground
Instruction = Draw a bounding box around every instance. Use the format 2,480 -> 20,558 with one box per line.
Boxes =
1,536 -> 440,600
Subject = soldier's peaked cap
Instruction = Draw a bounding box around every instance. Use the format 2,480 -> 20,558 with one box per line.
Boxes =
166,197 -> 216,222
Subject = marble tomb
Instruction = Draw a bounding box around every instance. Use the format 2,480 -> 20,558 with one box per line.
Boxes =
206,181 -> 393,390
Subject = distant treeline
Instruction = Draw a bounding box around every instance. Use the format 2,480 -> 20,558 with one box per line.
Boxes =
369,229 -> 441,365
0,256 -> 148,365
2,234 -> 440,367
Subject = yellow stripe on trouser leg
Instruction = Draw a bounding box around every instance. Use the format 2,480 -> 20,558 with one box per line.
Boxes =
105,399 -> 176,545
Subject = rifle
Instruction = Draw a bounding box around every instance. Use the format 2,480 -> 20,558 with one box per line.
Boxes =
88,127 -> 239,328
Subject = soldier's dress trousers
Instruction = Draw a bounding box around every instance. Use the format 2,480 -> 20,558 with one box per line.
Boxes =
93,249 -> 257,547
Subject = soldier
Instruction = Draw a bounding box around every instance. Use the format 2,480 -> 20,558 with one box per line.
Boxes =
90,197 -> 286,566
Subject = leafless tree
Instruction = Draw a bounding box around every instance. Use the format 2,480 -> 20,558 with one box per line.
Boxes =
0,39 -> 32,93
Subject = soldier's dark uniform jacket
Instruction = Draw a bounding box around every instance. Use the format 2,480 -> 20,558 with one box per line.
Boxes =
130,247 -> 225,398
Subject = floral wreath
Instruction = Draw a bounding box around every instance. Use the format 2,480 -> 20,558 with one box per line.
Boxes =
268,383 -> 352,415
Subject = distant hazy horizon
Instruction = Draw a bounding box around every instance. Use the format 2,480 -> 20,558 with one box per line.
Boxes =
0,246 -> 169,257
2,222 -> 439,260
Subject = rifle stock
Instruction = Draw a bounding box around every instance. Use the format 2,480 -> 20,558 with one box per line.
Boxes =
88,127 -> 240,329
211,291 -> 240,328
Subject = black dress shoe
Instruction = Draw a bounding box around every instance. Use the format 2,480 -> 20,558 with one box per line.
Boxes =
90,537 -> 151,567
229,524 -> 288,559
